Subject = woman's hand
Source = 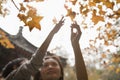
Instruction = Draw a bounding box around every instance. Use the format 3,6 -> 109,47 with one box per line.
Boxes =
51,16 -> 65,34
71,22 -> 81,43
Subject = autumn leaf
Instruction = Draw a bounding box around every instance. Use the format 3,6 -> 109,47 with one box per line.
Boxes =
98,5 -> 106,15
17,13 -> 28,23
103,1 -> 114,9
79,5 -> 89,16
0,30 -> 14,48
91,10 -> 104,24
114,9 -> 120,19
27,5 -> 37,17
106,23 -> 112,28
104,40 -> 109,46
25,15 -> 43,31
88,2 -> 96,7
19,3 -> 26,12
91,15 -> 104,24
97,26 -> 101,31
69,0 -> 77,5
101,53 -> 106,58
116,0 -> 120,3
93,0 -> 101,3
66,9 -> 76,21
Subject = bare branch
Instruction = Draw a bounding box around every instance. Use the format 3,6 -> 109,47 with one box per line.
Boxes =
11,0 -> 20,11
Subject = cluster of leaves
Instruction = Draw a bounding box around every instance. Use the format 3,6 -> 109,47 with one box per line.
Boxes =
1,0 -> 120,31
17,4 -> 43,31
107,53 -> 120,74
0,30 -> 14,48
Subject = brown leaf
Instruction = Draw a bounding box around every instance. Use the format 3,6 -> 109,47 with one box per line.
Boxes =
17,13 -> 28,23
19,3 -> 26,12
116,0 -> 120,3
0,30 -> 14,48
79,5 -> 89,16
66,9 -> 76,21
88,2 -> 96,7
98,5 -> 106,15
69,0 -> 77,5
91,10 -> 104,24
26,15 -> 43,31
103,1 -> 114,9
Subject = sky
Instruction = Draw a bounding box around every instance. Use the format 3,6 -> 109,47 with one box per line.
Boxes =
0,0 -> 99,65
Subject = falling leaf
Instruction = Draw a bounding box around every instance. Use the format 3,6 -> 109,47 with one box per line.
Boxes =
17,13 -> 28,23
27,5 -> 37,17
104,40 -> 109,46
26,15 -> 43,31
88,2 -> 96,7
93,0 -> 101,3
66,9 -> 76,21
64,4 -> 69,9
91,10 -> 104,24
98,5 -> 106,15
19,3 -> 26,12
97,26 -> 101,31
116,0 -> 120,3
106,23 -> 112,28
103,1 -> 114,9
91,15 -> 104,24
0,30 -> 14,48
69,0 -> 77,5
79,5 -> 89,16
114,9 -> 120,19
101,53 -> 106,58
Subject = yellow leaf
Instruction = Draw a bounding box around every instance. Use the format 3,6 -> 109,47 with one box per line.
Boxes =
116,0 -> 120,3
26,15 -> 43,31
91,15 -> 104,24
89,2 -> 96,7
106,23 -> 112,28
19,3 -> 26,12
104,40 -> 109,46
103,1 -> 114,9
93,0 -> 101,3
27,5 -> 37,17
17,13 -> 28,23
98,5 -> 106,15
79,5 -> 89,16
66,9 -> 76,21
0,30 -> 14,48
114,9 -> 120,19
97,26 -> 101,31
101,53 -> 106,58
69,0 -> 77,5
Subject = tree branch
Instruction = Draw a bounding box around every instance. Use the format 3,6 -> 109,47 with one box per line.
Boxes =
11,0 -> 20,11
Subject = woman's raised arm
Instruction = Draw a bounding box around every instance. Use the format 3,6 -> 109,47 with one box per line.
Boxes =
70,22 -> 88,80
